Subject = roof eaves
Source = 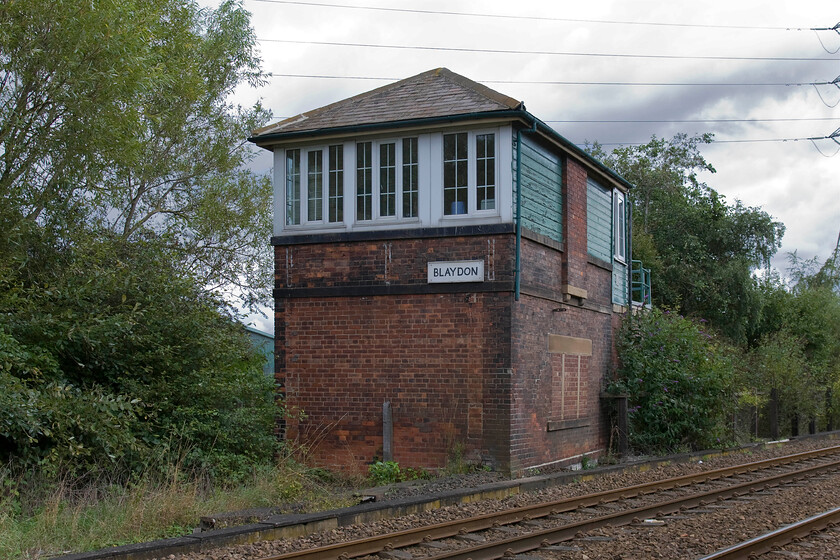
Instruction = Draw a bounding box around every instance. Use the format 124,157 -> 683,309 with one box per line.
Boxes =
524,111 -> 634,191
248,109 -> 528,146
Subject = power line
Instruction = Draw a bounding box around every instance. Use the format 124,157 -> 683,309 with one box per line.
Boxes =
261,39 -> 837,62
249,0 -> 824,32
589,132 -> 840,147
547,117 -> 839,124
267,72 -> 834,87
265,113 -> 838,124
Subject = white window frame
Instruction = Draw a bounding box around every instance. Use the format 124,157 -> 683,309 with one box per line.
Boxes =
285,144 -> 345,227
441,129 -> 499,218
613,190 -> 627,263
355,137 -> 421,223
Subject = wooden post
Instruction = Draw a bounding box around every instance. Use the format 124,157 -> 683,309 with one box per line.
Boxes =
791,413 -> 799,437
617,395 -> 628,455
809,418 -> 816,435
383,401 -> 393,462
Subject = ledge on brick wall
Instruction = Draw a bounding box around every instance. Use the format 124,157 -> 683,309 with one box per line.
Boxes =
561,284 -> 587,304
546,418 -> 590,432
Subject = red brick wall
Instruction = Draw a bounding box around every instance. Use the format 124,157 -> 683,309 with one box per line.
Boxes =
274,233 -> 515,472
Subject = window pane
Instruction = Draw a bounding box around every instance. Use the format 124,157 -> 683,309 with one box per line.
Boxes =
307,150 -> 323,221
476,133 -> 495,211
356,142 -> 372,220
615,193 -> 626,260
379,143 -> 396,217
443,133 -> 468,215
328,145 -> 343,223
402,137 -> 418,218
285,149 -> 300,225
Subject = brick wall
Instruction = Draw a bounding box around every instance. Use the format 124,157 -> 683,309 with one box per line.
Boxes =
274,232 -> 515,472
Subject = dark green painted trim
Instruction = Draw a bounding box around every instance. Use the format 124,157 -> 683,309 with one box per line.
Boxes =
273,281 -> 515,299
250,110 -> 525,145
271,223 -> 514,246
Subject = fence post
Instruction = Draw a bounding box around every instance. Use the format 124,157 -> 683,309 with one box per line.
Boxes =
769,388 -> 779,440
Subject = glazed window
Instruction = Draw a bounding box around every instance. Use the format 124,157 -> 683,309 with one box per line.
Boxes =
443,131 -> 497,216
328,145 -> 343,223
285,145 -> 344,226
356,141 -> 373,221
402,137 -> 419,218
356,138 -> 419,222
476,133 -> 495,211
614,190 -> 627,262
443,132 -> 468,215
307,150 -> 323,222
285,149 -> 301,225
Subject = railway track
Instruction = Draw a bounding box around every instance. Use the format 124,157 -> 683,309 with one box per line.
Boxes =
255,444 -> 840,560
699,506 -> 840,559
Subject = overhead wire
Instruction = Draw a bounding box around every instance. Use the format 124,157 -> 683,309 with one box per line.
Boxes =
248,0 -> 824,32
251,2 -> 839,153
266,72 -> 833,88
260,39 -> 836,63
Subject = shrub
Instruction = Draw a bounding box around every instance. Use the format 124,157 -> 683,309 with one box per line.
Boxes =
613,308 -> 734,454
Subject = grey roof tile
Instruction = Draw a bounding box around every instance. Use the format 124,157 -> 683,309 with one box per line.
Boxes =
252,68 -> 522,138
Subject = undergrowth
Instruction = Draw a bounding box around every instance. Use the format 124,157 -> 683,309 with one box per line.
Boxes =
0,457 -> 356,560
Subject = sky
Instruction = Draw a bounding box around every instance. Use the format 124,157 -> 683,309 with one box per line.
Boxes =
208,0 -> 840,333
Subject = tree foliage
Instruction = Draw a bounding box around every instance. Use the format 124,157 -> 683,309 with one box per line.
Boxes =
590,134 -> 785,344
0,0 -> 278,479
0,0 -> 272,308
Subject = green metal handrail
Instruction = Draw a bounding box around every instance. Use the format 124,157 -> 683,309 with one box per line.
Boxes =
631,260 -> 652,307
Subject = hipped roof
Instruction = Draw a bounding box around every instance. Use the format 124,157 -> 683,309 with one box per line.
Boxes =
251,68 -> 522,139
249,68 -> 632,191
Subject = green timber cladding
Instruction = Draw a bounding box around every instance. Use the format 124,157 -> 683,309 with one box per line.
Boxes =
514,135 -> 563,244
587,177 -> 629,306
586,178 -> 611,262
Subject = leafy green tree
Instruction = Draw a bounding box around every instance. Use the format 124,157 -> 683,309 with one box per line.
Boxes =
590,134 -> 784,344
0,0 -> 278,479
0,0 -> 272,308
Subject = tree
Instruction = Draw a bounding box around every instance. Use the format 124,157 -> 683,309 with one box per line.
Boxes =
0,0 -> 272,309
589,134 -> 785,344
0,0 -> 278,478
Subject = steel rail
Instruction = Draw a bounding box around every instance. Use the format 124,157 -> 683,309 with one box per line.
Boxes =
418,457 -> 840,560
698,506 -> 840,559
257,445 -> 840,560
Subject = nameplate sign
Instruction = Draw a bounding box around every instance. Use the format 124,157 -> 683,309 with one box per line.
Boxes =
427,260 -> 484,283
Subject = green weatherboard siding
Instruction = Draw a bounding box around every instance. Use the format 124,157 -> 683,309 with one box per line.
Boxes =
514,136 -> 562,243
586,178 -> 612,262
613,260 -> 628,306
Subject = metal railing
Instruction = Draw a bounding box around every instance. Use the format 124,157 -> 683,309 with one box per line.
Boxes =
631,259 -> 652,308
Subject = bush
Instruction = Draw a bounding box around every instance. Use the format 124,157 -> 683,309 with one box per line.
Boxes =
0,233 -> 277,481
613,308 -> 734,454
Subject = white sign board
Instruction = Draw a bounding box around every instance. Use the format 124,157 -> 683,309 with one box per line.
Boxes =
427,260 -> 484,283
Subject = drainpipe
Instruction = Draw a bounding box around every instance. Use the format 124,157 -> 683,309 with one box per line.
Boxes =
627,199 -> 633,308
515,119 -> 537,301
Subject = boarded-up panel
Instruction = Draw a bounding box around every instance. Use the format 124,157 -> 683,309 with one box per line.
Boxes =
550,354 -> 591,422
514,136 -> 562,243
586,178 -> 612,262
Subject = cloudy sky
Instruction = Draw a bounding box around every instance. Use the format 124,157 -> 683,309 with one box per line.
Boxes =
206,0 -> 839,330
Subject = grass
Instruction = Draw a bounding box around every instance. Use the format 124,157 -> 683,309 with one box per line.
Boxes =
0,459 -> 358,560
